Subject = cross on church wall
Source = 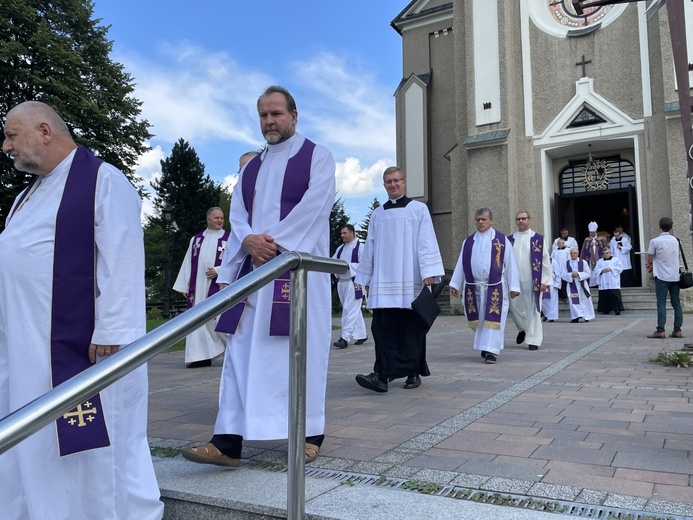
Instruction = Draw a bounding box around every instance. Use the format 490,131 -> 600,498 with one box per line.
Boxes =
576,54 -> 592,78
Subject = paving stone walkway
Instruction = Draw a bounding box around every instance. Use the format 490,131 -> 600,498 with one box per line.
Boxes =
148,312 -> 693,517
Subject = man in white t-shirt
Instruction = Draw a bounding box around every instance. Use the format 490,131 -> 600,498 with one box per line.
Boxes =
645,217 -> 682,339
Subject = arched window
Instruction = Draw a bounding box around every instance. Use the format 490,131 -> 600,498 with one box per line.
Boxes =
559,156 -> 635,195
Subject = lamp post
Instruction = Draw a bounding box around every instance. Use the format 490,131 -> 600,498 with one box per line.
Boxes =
162,206 -> 173,319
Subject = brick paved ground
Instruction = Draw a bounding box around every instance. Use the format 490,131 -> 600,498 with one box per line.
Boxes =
148,312 -> 693,516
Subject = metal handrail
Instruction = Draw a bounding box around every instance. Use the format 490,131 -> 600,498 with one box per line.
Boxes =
0,251 -> 348,520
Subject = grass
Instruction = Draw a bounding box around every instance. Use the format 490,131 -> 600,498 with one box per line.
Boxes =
146,318 -> 186,353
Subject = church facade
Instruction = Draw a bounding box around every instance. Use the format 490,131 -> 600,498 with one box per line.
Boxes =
391,0 -> 693,287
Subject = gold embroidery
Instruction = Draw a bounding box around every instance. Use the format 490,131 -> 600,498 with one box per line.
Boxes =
532,258 -> 541,273
63,401 -> 98,428
493,239 -> 504,269
489,288 -> 500,315
281,282 -> 291,301
465,287 -> 477,314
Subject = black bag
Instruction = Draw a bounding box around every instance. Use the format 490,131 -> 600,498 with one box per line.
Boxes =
412,286 -> 441,330
677,239 -> 693,289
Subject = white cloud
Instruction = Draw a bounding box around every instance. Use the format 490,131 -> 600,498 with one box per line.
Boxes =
290,52 -> 396,161
336,157 -> 392,196
119,42 -> 271,147
222,174 -> 239,192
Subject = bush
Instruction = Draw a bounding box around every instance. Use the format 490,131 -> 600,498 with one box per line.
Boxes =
147,306 -> 163,320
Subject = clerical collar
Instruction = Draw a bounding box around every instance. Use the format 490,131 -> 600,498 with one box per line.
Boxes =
384,196 -> 411,210
558,246 -> 566,250
604,257 -> 612,261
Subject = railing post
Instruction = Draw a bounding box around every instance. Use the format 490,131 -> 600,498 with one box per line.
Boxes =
288,266 -> 308,520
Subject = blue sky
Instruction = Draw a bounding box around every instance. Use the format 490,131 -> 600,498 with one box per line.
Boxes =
91,1 -> 406,226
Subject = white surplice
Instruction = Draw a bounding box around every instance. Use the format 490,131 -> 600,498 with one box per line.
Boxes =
508,230 -> 552,347
593,257 -> 624,290
355,200 -> 444,308
610,235 -> 632,270
0,150 -> 163,520
173,228 -> 227,362
449,229 -> 520,355
561,258 -> 596,321
541,258 -> 562,321
332,239 -> 367,342
215,133 -> 335,439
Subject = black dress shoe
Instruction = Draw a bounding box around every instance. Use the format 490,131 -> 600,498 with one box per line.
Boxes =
403,375 -> 421,389
516,331 -> 526,344
355,373 -> 388,393
528,344 -> 539,351
481,350 -> 488,358
570,318 -> 579,323
354,337 -> 368,345
333,337 -> 348,349
484,354 -> 497,364
186,359 -> 212,368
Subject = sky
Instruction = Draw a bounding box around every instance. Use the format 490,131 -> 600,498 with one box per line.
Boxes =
91,1 -> 407,226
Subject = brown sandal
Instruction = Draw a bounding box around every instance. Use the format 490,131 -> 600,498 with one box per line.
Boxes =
181,442 -> 241,467
305,442 -> 320,463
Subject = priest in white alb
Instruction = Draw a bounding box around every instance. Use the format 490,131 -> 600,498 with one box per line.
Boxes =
0,101 -> 163,519
508,211 -> 552,351
181,86 -> 335,466
450,208 -> 520,364
173,207 -> 229,368
562,247 -> 596,323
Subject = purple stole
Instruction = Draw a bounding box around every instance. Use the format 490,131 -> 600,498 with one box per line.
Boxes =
216,139 -> 315,335
186,230 -> 230,308
336,241 -> 363,299
508,232 -> 544,312
566,259 -> 590,303
462,232 -> 506,330
52,147 -> 110,456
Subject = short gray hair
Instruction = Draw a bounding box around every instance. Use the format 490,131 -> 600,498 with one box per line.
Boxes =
475,207 -> 493,220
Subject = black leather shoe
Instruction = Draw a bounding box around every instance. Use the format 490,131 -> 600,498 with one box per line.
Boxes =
354,337 -> 368,345
516,331 -> 526,344
570,318 -> 579,323
333,337 -> 348,349
186,359 -> 212,368
355,373 -> 388,393
404,375 -> 421,389
485,354 -> 497,364
481,350 -> 488,358
528,345 -> 539,351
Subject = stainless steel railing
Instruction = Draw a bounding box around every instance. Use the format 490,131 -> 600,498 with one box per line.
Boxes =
0,251 -> 348,520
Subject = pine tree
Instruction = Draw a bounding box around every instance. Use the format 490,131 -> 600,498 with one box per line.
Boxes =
0,0 -> 152,230
356,198 -> 380,241
145,139 -> 222,301
329,197 -> 351,256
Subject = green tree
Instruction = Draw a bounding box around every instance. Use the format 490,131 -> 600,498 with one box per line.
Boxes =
0,0 -> 152,229
145,138 -> 222,301
356,198 -> 380,241
330,196 -> 351,256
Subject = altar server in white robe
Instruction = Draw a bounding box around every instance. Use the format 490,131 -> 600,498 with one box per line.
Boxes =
610,226 -> 634,287
450,208 -> 520,364
542,257 -> 562,322
173,207 -> 229,368
562,247 -> 596,322
508,211 -> 552,351
0,101 -> 163,519
181,86 -> 335,466
354,167 -> 444,392
593,247 -> 625,315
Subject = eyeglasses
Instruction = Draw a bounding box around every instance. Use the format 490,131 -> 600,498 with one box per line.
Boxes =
384,178 -> 404,185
